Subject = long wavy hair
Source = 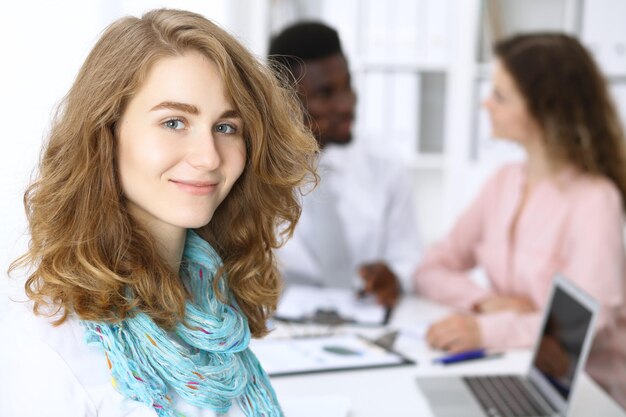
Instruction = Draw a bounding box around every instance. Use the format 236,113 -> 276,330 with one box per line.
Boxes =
495,33 -> 626,207
9,9 -> 318,337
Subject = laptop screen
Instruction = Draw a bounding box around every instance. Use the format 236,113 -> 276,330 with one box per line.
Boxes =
531,285 -> 594,400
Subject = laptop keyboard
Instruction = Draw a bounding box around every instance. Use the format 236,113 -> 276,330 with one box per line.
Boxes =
463,375 -> 557,417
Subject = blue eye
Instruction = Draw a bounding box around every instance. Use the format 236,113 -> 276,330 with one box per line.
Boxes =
214,123 -> 237,134
164,118 -> 185,130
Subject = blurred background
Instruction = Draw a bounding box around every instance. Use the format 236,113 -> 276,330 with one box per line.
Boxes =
2,0 -> 626,310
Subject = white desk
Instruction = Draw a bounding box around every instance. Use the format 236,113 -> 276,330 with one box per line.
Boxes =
264,296 -> 626,417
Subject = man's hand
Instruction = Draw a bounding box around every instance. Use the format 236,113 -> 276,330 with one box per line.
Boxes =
426,314 -> 481,353
358,262 -> 401,307
474,295 -> 535,314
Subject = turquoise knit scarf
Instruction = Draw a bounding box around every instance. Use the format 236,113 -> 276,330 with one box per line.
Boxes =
82,230 -> 283,416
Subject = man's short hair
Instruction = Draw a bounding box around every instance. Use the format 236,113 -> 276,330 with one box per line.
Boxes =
268,21 -> 343,77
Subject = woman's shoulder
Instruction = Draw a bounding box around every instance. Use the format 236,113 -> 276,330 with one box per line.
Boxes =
0,303 -> 94,415
2,302 -> 99,366
567,172 -> 623,213
0,302 -> 156,417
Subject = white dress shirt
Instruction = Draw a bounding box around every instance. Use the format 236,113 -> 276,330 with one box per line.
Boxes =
0,302 -> 245,417
276,143 -> 421,290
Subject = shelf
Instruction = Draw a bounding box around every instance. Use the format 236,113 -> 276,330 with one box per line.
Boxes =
353,59 -> 449,73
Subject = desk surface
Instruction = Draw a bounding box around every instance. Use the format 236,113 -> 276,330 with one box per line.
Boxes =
262,296 -> 626,417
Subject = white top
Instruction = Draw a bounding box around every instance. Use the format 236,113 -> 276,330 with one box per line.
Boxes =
0,302 -> 245,417
276,143 -> 421,290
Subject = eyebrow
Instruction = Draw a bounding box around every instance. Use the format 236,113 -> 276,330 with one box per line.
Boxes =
220,109 -> 241,119
151,101 -> 199,115
150,101 -> 241,119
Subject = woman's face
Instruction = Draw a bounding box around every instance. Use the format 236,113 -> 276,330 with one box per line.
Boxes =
483,60 -> 540,143
117,51 -> 246,237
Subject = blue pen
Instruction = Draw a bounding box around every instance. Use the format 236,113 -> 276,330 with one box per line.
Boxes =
432,349 -> 503,365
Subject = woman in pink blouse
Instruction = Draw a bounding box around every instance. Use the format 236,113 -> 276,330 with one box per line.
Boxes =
414,33 -> 626,407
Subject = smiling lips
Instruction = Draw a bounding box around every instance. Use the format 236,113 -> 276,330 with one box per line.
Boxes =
170,179 -> 218,196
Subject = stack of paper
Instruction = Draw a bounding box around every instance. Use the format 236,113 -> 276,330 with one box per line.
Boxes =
275,285 -> 388,326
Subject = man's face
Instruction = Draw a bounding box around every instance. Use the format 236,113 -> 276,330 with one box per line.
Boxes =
297,53 -> 356,147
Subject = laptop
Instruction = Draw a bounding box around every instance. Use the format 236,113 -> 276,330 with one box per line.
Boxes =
417,274 -> 599,417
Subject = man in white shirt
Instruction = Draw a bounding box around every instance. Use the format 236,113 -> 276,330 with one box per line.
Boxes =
269,22 -> 420,307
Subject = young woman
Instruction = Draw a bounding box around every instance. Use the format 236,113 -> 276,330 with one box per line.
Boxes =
414,33 -> 626,407
2,9 -> 317,417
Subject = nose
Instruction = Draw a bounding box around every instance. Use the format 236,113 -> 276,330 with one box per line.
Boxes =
186,129 -> 221,170
482,95 -> 493,110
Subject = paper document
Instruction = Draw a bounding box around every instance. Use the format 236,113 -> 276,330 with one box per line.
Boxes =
250,333 -> 413,377
275,285 -> 388,326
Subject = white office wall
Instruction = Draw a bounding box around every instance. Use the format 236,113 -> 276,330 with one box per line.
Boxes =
0,1 -> 112,309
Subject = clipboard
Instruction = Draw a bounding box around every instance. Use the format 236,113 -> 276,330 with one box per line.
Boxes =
250,333 -> 415,377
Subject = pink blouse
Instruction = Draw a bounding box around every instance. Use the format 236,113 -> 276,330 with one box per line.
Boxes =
414,162 -> 626,407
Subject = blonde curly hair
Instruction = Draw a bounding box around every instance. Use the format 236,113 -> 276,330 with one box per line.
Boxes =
10,8 -> 318,337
